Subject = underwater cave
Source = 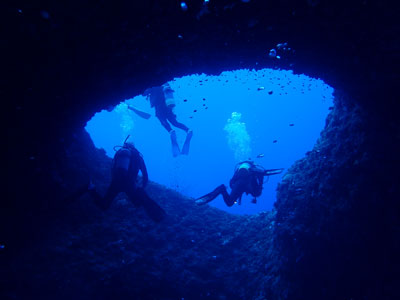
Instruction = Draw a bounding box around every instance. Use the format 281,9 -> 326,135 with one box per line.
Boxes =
85,69 -> 334,215
3,1 -> 399,300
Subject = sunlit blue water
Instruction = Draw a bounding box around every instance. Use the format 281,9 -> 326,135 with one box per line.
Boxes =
86,68 -> 333,215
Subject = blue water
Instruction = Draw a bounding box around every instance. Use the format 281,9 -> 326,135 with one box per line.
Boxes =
85,68 -> 333,215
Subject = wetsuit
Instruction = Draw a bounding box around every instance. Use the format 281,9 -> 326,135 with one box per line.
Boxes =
90,145 -> 165,222
196,161 -> 265,206
147,86 -> 189,132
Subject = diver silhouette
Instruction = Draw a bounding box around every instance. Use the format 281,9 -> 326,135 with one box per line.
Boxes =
88,138 -> 166,222
196,161 -> 283,206
142,84 -> 193,157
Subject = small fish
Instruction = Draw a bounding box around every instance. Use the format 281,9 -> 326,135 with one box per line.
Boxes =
269,49 -> 277,58
289,123 -> 294,126
273,140 -> 277,143
257,86 -> 265,91
276,42 -> 288,49
268,90 -> 273,95
180,2 -> 188,11
257,153 -> 265,158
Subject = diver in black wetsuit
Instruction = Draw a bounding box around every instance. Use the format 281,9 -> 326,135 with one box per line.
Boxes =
88,141 -> 166,222
195,161 -> 283,207
143,84 -> 193,157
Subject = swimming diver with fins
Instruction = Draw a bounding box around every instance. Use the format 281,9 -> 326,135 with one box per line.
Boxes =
196,160 -> 284,207
135,84 -> 193,157
87,135 -> 166,222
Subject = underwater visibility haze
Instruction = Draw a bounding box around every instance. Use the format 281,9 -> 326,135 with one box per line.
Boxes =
86,68 -> 333,214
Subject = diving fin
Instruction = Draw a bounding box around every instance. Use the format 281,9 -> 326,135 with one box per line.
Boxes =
170,130 -> 181,157
264,168 -> 285,176
137,188 -> 166,222
195,196 -> 209,205
128,106 -> 151,119
181,130 -> 193,155
195,185 -> 224,205
142,197 -> 166,223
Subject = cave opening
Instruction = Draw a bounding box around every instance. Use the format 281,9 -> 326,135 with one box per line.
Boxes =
85,68 -> 334,215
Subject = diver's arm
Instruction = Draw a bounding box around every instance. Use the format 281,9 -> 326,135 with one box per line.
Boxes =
139,157 -> 148,188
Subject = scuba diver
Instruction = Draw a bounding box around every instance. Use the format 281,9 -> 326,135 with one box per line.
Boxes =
195,161 -> 284,207
142,84 -> 193,157
88,137 -> 166,222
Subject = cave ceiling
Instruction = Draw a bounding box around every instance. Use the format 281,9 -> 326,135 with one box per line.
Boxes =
3,0 -> 399,189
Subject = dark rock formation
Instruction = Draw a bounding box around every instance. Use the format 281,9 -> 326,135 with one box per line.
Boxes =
272,92 -> 400,299
3,131 -> 275,300
3,0 -> 399,299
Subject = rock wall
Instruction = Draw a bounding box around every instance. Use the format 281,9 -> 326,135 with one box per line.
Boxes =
271,91 -> 400,299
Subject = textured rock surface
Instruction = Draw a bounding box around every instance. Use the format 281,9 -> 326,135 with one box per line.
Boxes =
3,131 -> 275,300
2,1 -> 400,299
272,92 -> 400,299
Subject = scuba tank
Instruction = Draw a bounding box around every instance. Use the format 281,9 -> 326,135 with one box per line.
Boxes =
233,161 -> 252,173
114,147 -> 132,171
233,161 -> 264,197
163,84 -> 176,108
113,135 -> 133,171
165,97 -> 175,108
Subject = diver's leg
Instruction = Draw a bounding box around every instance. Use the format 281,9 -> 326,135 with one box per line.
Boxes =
223,183 -> 244,207
140,190 -> 166,222
181,129 -> 193,155
169,130 -> 181,157
171,115 -> 193,156
195,184 -> 225,205
126,187 -> 166,222
157,116 -> 173,132
166,111 -> 193,155
169,119 -> 189,132
157,115 -> 180,156
90,181 -> 119,210
167,112 -> 189,132
125,184 -> 143,207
